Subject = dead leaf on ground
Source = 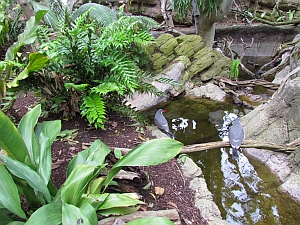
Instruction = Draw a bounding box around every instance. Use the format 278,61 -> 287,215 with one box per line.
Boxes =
167,201 -> 178,209
154,186 -> 164,195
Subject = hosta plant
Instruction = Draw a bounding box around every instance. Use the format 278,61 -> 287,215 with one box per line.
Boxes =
0,104 -> 183,224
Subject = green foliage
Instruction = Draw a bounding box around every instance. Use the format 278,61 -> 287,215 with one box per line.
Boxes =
81,93 -> 106,129
229,58 -> 240,80
174,0 -> 221,22
33,6 -> 160,128
0,10 -> 47,109
0,0 -> 10,47
0,105 -> 182,224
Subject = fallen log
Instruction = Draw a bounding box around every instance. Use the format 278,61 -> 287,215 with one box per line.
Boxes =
116,138 -> 299,155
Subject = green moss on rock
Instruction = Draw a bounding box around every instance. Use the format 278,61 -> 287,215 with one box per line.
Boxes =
175,55 -> 191,67
160,38 -> 178,56
155,33 -> 174,47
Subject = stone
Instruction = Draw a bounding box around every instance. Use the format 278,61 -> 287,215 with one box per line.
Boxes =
189,83 -> 227,101
160,38 -> 178,56
180,157 -> 229,225
200,55 -> 231,81
125,62 -> 185,110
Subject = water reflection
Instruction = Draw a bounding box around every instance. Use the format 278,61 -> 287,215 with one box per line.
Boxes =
146,98 -> 300,224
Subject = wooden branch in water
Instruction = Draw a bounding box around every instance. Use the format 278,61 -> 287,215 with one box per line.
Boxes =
117,139 -> 297,155
181,140 -> 297,154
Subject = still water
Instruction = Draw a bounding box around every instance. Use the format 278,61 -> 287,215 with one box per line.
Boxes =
146,97 -> 300,224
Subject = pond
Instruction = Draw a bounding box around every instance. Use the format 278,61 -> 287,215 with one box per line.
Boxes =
145,97 -> 300,224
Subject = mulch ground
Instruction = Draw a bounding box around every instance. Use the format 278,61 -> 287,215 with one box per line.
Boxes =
10,92 -> 208,225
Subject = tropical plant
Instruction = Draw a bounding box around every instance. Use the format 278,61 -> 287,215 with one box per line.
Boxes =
0,0 -> 10,48
25,4 -> 161,128
229,58 -> 240,80
0,10 -> 48,110
0,104 -> 183,224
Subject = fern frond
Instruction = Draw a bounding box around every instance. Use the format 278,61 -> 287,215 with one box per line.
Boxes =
156,77 -> 183,87
92,82 -> 125,96
72,3 -> 117,27
65,83 -> 89,92
81,92 -> 106,129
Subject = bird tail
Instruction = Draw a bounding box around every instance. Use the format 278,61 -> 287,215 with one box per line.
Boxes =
232,148 -> 239,158
166,131 -> 175,139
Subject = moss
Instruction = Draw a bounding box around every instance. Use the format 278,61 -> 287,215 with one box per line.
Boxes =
200,56 -> 231,81
175,55 -> 191,68
155,33 -> 174,48
160,38 -> 178,56
176,35 -> 202,44
188,51 -> 217,76
152,54 -> 169,71
175,39 -> 204,58
146,42 -> 157,55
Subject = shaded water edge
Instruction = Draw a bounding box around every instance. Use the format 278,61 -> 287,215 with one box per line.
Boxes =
144,96 -> 300,224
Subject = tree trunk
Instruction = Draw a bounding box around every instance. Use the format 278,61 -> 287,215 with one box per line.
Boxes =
198,0 -> 233,47
16,0 -> 35,20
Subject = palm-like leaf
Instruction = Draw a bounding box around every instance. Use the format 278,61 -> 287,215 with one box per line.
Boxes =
72,3 -> 117,27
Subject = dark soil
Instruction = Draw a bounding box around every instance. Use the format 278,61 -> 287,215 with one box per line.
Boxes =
11,92 -> 208,225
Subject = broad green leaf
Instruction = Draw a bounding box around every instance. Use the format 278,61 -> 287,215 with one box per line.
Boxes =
87,177 -> 106,194
104,139 -> 183,191
7,221 -> 25,225
99,205 -> 140,217
35,120 -> 61,185
81,193 -> 110,210
5,10 -> 47,61
7,53 -> 49,88
79,203 -> 98,225
0,154 -> 52,203
27,52 -> 49,72
62,202 -> 91,225
67,140 -> 110,177
0,110 -> 28,162
98,193 -> 143,210
0,165 -> 26,219
126,217 -> 175,225
18,104 -> 41,168
25,203 -> 62,225
61,164 -> 102,206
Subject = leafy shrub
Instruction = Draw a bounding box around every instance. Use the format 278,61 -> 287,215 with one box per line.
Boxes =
30,5 -> 161,128
0,104 -> 183,224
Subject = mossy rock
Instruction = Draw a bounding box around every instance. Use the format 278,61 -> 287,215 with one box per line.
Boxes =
150,52 -> 164,62
175,35 -> 204,58
188,51 -> 218,76
176,35 -> 202,44
155,33 -> 174,48
193,47 -> 213,60
152,54 -> 169,71
146,42 -> 157,55
160,38 -> 178,56
200,56 -> 231,81
175,55 -> 191,68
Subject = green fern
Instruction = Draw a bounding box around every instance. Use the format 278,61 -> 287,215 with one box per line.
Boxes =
81,92 -> 106,129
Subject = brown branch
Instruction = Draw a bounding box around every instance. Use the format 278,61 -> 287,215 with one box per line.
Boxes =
117,139 -> 297,156
181,140 -> 297,154
214,76 -> 280,90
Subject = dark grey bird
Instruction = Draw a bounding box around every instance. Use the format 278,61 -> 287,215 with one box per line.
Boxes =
228,118 -> 245,157
154,109 -> 175,139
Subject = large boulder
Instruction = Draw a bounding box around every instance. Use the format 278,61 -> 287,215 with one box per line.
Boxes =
242,77 -> 300,203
